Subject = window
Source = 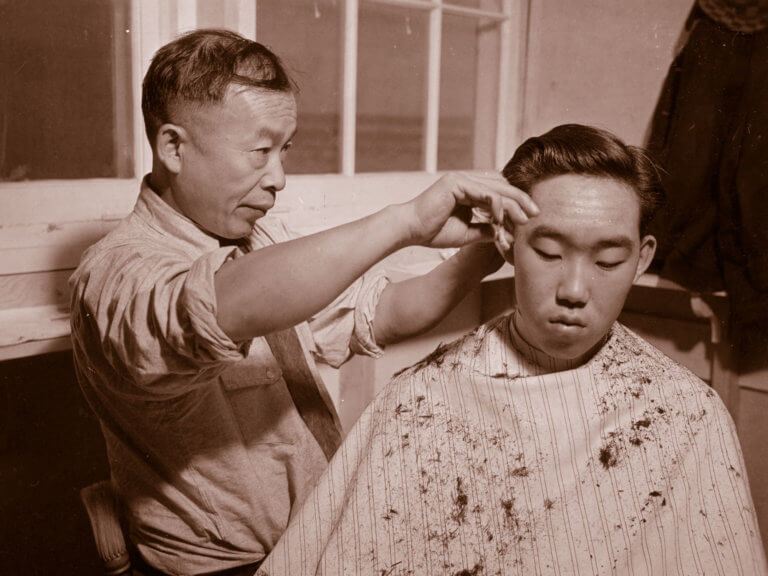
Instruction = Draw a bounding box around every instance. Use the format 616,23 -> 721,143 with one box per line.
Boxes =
0,0 -> 133,181
0,0 -> 527,359
1,0 -> 519,187
357,3 -> 428,172
256,0 -> 514,174
256,0 -> 343,174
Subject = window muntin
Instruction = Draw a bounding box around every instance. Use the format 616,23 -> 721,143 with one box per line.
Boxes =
438,12 -> 479,170
445,0 -> 502,10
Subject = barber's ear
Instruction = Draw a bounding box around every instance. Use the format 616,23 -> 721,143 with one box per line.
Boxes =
634,235 -> 657,281
155,123 -> 188,174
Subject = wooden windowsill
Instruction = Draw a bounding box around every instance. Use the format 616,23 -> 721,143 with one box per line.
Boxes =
0,258 -> 725,362
0,304 -> 71,361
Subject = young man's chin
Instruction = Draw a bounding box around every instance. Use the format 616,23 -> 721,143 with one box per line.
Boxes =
542,335 -> 604,362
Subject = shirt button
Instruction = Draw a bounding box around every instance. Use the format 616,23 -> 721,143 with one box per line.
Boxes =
266,368 -> 275,378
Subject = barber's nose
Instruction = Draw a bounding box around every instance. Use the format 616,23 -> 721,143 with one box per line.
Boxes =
556,261 -> 589,308
261,154 -> 286,192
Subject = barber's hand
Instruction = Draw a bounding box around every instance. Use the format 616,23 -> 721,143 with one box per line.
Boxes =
402,171 -> 538,249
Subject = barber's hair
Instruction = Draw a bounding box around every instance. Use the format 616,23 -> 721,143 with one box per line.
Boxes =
502,124 -> 664,235
142,28 -> 295,144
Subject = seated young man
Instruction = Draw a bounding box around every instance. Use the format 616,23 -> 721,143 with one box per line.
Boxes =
256,124 -> 767,575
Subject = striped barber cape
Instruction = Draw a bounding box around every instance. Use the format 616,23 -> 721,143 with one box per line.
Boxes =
257,314 -> 767,576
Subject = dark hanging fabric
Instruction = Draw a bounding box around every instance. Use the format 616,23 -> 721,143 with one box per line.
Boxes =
698,0 -> 768,33
646,3 -> 768,332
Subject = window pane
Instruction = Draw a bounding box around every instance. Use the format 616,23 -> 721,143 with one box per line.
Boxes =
0,0 -> 133,181
444,0 -> 503,11
257,0 -> 341,174
438,14 -> 477,170
357,4 -> 428,173
438,14 -> 499,170
197,1 -> 228,28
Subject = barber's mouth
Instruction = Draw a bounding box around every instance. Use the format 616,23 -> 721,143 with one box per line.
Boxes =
241,205 -> 270,215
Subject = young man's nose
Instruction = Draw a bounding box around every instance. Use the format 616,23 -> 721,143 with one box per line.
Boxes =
555,263 -> 589,308
261,154 -> 286,192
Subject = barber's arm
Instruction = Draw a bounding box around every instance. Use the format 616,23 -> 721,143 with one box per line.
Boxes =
215,172 -> 535,342
372,242 -> 503,345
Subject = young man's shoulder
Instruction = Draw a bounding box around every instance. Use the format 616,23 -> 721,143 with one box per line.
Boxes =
609,322 -> 728,412
392,315 -> 510,380
611,322 -> 703,381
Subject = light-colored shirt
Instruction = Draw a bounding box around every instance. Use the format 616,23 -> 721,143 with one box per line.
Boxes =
69,177 -> 389,575
258,314 -> 767,575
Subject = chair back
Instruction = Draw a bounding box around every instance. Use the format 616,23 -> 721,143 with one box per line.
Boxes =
80,480 -> 132,576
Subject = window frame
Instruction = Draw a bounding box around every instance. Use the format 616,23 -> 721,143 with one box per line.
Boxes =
354,0 -> 516,174
0,0 -> 530,360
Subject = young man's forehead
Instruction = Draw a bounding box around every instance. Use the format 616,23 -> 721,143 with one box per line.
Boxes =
524,174 -> 643,238
529,173 -> 640,198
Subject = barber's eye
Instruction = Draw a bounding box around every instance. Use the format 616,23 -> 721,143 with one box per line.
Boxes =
534,249 -> 560,262
281,141 -> 293,154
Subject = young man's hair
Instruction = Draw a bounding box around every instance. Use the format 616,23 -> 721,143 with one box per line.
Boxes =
142,28 -> 296,144
502,124 -> 664,235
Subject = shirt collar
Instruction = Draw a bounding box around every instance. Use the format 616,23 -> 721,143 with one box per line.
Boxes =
134,175 -> 223,254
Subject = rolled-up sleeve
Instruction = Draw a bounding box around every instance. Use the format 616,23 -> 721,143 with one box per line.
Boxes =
253,216 -> 391,369
307,270 -> 390,368
180,247 -> 252,362
74,243 -> 250,394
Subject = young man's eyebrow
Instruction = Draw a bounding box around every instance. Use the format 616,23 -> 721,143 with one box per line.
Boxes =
593,236 -> 634,250
527,225 -> 634,250
527,225 -> 566,243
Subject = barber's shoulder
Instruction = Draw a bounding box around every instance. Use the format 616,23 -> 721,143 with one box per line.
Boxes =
72,218 -> 194,296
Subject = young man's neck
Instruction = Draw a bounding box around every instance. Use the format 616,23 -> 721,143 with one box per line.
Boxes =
508,311 -> 608,372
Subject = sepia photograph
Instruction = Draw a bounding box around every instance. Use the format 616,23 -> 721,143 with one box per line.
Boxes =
1,0 -> 767,574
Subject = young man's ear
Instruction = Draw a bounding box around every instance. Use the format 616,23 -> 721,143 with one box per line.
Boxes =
503,242 -> 515,265
634,235 -> 657,281
155,123 -> 187,174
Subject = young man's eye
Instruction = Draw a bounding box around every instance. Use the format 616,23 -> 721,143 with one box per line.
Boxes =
597,260 -> 623,270
281,141 -> 293,153
534,249 -> 560,261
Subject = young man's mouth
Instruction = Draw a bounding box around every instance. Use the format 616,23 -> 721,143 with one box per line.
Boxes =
549,316 -> 586,329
